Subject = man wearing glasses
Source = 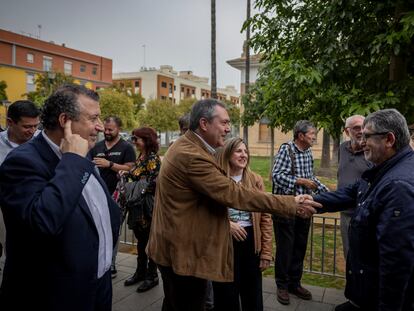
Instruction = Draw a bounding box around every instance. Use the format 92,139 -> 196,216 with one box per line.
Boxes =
315,109 -> 414,311
337,115 -> 372,260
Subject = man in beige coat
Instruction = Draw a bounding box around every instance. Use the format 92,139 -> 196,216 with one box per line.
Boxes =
147,99 -> 320,311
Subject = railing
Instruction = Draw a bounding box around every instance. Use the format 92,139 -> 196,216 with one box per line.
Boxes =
119,214 -> 346,279
305,215 -> 345,278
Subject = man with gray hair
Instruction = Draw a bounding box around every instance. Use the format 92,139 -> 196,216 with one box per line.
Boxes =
337,115 -> 372,259
315,109 -> 414,311
147,100 -> 321,310
272,120 -> 329,305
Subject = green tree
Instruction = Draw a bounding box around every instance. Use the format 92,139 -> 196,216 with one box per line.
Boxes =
98,88 -> 136,130
0,80 -> 7,101
176,98 -> 196,116
245,0 -> 414,166
137,99 -> 179,133
112,82 -> 145,115
26,71 -> 74,106
224,99 -> 241,128
245,0 -> 414,138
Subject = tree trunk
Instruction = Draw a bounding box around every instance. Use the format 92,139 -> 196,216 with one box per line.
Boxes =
211,0 -> 217,99
243,0 -> 251,147
331,137 -> 340,165
165,131 -> 170,146
269,126 -> 275,182
320,129 -> 331,168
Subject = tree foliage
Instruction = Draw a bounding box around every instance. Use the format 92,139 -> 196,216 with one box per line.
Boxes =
98,88 -> 136,130
112,82 -> 145,115
224,99 -> 241,127
137,99 -> 179,133
244,0 -> 414,139
26,71 -> 74,107
0,80 -> 7,101
176,98 -> 196,116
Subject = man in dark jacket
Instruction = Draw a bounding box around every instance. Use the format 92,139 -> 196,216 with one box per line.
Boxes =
315,109 -> 414,311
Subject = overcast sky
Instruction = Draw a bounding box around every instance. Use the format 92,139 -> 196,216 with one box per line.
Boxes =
0,0 -> 252,92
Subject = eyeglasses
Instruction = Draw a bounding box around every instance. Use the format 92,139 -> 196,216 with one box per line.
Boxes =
361,132 -> 389,141
346,125 -> 363,132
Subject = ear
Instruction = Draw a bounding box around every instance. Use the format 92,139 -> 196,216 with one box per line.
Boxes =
344,128 -> 350,137
385,132 -> 396,148
199,117 -> 209,132
58,113 -> 68,129
6,117 -> 14,127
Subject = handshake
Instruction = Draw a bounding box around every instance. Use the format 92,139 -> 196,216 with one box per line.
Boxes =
294,194 -> 322,218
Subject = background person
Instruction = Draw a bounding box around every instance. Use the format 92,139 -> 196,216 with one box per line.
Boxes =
89,115 -> 136,277
272,120 -> 329,305
146,99 -> 320,311
122,127 -> 161,293
337,115 -> 372,259
213,137 -> 273,311
0,100 -> 40,272
0,84 -> 120,311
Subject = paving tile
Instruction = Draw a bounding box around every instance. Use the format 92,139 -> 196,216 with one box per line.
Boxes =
323,288 -> 346,305
296,300 -> 335,311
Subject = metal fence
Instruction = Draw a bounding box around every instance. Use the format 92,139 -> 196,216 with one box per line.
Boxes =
305,215 -> 345,278
119,214 -> 346,279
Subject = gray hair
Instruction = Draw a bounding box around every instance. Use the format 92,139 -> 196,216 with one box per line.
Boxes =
364,109 -> 410,151
189,99 -> 226,131
293,120 -> 315,140
345,115 -> 364,128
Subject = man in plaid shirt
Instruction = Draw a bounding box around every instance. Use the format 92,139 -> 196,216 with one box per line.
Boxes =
272,120 -> 328,305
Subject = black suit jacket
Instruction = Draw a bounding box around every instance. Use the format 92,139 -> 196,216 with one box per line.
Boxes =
0,134 -> 120,310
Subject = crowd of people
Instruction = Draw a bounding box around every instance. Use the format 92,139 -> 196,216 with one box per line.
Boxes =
0,83 -> 413,311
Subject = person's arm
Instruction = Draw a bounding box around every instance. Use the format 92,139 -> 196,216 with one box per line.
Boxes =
0,152 -> 95,236
272,144 -> 297,194
186,153 -> 318,218
376,181 -> 414,311
313,182 -> 359,213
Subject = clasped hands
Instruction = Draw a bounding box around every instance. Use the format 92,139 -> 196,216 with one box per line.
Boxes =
294,194 -> 321,218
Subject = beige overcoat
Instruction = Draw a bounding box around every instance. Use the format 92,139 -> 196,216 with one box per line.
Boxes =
147,131 -> 296,282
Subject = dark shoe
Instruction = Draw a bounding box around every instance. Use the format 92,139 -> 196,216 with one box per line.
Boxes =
335,301 -> 360,311
111,265 -> 117,279
289,286 -> 312,300
277,288 -> 290,305
136,277 -> 159,293
124,272 -> 145,286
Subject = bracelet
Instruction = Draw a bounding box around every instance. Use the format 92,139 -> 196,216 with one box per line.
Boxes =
109,161 -> 114,168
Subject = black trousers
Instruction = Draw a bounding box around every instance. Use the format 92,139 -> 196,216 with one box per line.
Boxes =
213,226 -> 263,311
132,225 -> 157,280
273,216 -> 310,289
159,265 -> 208,311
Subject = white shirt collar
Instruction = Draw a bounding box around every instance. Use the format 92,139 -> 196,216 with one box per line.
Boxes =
193,131 -> 216,155
41,130 -> 62,159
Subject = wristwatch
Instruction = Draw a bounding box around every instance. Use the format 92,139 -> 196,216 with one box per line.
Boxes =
108,161 -> 114,168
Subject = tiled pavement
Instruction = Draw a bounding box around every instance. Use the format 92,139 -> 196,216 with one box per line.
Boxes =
0,252 -> 346,310
112,252 -> 346,311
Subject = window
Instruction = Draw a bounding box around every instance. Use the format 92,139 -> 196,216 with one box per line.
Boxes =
27,53 -> 34,63
161,81 -> 167,88
134,81 -> 140,87
26,73 -> 35,92
92,67 -> 97,75
169,83 -> 173,93
192,89 -> 195,95
181,87 -> 184,92
64,61 -> 72,75
80,64 -> 86,73
161,95 -> 166,100
43,56 -> 52,71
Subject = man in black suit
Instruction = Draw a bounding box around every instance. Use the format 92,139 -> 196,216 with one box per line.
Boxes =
0,84 -> 120,311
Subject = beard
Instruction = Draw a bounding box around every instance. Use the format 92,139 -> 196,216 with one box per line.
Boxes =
105,134 -> 115,141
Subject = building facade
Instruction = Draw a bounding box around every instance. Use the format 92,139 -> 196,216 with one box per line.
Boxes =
0,28 -> 112,101
113,65 -> 240,105
227,51 -> 325,158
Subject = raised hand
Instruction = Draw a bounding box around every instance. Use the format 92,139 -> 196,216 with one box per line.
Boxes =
294,194 -> 322,218
60,119 -> 89,157
229,221 -> 248,241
